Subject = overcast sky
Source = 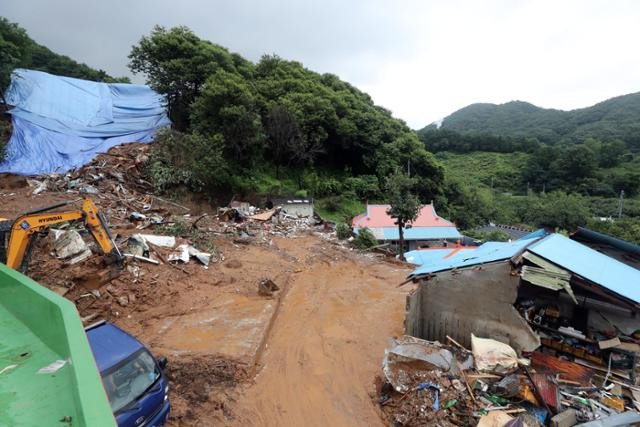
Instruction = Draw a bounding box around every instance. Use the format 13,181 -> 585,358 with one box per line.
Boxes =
2,0 -> 639,128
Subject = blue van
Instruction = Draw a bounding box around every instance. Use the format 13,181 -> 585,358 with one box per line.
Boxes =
86,321 -> 170,427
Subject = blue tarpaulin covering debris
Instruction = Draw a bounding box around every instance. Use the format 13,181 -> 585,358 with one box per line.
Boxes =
0,69 -> 170,175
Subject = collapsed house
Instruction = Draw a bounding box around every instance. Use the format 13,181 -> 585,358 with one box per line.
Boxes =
267,197 -> 314,218
381,231 -> 640,425
405,230 -> 640,375
352,204 -> 463,251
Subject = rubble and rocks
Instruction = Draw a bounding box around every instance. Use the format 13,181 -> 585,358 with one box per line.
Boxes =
168,244 -> 212,266
258,278 -> 279,297
378,333 -> 640,427
50,229 -> 89,259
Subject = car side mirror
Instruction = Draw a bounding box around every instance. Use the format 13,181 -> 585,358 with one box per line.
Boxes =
158,357 -> 168,370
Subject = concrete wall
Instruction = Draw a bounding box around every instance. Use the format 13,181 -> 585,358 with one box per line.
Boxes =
405,261 -> 540,353
281,203 -> 314,218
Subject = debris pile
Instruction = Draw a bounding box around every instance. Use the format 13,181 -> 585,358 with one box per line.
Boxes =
378,335 -> 640,426
213,203 -> 325,240
10,144 -> 334,326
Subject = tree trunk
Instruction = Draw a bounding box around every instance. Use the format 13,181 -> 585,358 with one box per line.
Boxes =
398,222 -> 405,261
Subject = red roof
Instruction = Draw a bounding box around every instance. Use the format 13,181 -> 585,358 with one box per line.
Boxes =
352,204 -> 456,228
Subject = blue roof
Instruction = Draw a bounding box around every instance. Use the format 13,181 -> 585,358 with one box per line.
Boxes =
528,234 -> 640,303
409,235 -> 541,277
518,229 -> 548,241
405,247 -> 477,266
355,226 -> 462,240
383,226 -> 462,240
86,323 -> 144,373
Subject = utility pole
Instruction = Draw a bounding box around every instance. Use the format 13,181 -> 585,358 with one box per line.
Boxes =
618,190 -> 625,218
407,159 -> 411,177
542,183 -> 546,194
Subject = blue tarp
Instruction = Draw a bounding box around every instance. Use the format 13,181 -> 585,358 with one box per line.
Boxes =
0,69 -> 170,175
528,234 -> 640,303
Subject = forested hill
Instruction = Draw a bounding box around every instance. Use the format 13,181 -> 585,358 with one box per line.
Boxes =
0,17 -> 128,92
427,93 -> 640,150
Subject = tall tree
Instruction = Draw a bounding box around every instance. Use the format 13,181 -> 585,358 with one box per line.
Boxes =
385,170 -> 420,261
129,25 -> 251,130
191,69 -> 263,163
265,104 -> 302,177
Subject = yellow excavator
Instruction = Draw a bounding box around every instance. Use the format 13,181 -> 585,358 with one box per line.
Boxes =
0,197 -> 123,272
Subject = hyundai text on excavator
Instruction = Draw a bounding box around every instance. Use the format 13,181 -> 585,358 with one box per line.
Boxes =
0,197 -> 123,271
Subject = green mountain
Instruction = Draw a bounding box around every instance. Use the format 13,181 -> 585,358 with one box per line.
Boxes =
433,93 -> 640,150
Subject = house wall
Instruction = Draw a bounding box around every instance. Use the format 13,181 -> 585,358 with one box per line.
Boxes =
405,261 -> 540,353
281,203 -> 314,218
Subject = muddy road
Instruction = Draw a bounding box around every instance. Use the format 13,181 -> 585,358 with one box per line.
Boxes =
228,238 -> 410,427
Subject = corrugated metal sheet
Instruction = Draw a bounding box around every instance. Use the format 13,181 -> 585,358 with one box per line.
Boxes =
528,233 -> 640,303
531,352 -> 594,385
405,247 -> 476,266
409,235 -> 542,277
529,373 -> 559,411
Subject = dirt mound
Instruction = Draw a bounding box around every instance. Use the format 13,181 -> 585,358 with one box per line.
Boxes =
0,174 -> 28,190
166,355 -> 246,425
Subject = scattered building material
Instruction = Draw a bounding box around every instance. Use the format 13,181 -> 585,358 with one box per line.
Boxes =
531,353 -> 594,386
250,209 -> 276,221
135,234 -> 176,248
471,335 -> 520,374
477,410 -> 515,427
52,229 -> 89,259
168,244 -> 211,266
383,336 -> 461,393
551,408 -> 577,427
125,254 -> 160,265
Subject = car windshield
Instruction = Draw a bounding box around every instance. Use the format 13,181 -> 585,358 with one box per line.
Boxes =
102,349 -> 160,414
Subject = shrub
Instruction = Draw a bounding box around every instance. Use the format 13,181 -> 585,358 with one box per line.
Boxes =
147,129 -> 229,196
335,223 -> 352,240
354,227 -> 378,249
344,175 -> 380,199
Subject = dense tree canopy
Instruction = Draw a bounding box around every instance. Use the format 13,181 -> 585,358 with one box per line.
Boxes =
134,26 -> 444,204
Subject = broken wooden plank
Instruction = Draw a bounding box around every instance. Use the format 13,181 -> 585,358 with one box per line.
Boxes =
531,352 -> 594,385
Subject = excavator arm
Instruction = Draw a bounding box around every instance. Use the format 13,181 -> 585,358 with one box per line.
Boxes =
3,198 -> 123,271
